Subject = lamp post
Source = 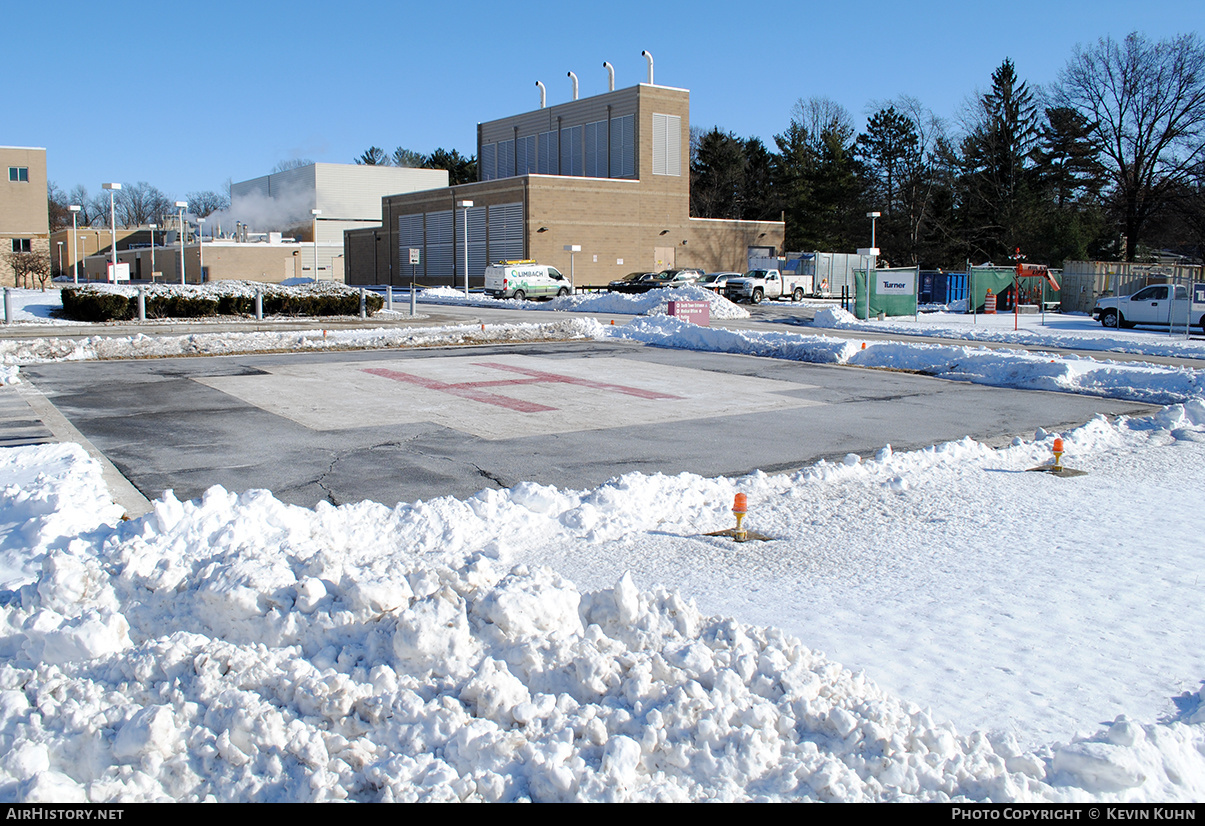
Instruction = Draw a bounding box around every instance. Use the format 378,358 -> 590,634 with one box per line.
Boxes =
148,223 -> 157,280
197,217 -> 206,282
102,183 -> 121,281
68,205 -> 81,284
563,244 -> 580,293
866,212 -> 881,261
457,200 -> 473,297
311,209 -> 321,281
175,201 -> 188,284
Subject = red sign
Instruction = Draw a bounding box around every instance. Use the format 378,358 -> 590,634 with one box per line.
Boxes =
667,300 -> 711,327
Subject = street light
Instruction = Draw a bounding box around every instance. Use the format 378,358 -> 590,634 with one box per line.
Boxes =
563,244 -> 580,293
175,201 -> 188,284
148,223 -> 157,280
457,200 -> 473,297
102,183 -> 121,281
866,211 -> 881,257
197,217 -> 206,282
68,205 -> 81,284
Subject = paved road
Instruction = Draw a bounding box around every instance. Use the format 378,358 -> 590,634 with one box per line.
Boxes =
21,340 -> 1155,509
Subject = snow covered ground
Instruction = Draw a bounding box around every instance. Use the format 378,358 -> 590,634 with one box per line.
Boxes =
1,292 -> 1204,801
408,284 -> 751,320
813,306 -> 1205,361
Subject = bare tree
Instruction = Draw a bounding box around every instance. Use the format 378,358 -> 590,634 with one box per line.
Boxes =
116,182 -> 171,227
1057,32 -> 1205,260
272,158 -> 314,173
186,190 -> 230,218
5,251 -> 50,289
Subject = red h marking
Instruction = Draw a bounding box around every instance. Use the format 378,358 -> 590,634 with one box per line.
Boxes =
362,361 -> 681,413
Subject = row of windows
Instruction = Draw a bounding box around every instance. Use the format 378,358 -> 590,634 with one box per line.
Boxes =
8,166 -> 29,182
481,114 -> 636,181
10,239 -> 32,252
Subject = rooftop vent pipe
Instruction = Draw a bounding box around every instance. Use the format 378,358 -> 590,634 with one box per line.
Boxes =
567,71 -> 578,100
641,50 -> 653,85
603,61 -> 615,91
536,80 -> 546,108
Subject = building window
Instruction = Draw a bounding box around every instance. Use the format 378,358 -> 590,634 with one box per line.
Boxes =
11,239 -> 32,252
8,167 -> 29,183
652,113 -> 681,176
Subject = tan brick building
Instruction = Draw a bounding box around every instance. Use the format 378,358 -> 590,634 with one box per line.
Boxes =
1,146 -> 50,285
345,83 -> 783,288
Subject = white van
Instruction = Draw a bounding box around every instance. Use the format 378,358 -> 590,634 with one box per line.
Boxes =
484,261 -> 571,300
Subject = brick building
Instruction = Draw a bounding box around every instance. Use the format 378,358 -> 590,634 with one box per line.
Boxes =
345,82 -> 783,288
1,146 -> 49,285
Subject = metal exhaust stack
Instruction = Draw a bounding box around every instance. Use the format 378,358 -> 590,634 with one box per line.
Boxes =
641,50 -> 653,85
603,61 -> 615,91
567,71 -> 578,100
536,80 -> 546,108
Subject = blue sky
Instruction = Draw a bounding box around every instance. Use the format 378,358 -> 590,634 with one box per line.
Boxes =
6,0 -> 1199,200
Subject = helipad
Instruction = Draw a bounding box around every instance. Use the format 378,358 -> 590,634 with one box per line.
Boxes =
195,354 -> 823,440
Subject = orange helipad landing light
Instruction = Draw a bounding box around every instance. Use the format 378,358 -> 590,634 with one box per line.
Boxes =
1052,437 -> 1065,470
732,493 -> 748,539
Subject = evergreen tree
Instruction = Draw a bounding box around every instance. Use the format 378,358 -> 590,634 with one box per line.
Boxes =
857,106 -> 919,220
959,58 -> 1042,261
773,98 -> 864,251
690,128 -> 748,219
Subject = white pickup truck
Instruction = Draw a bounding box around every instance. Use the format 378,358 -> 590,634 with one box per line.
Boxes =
1092,283 -> 1205,332
722,269 -> 814,304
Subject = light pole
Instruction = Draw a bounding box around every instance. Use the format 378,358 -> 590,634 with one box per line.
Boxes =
197,217 -> 206,282
175,201 -> 188,284
866,211 -> 881,261
148,223 -> 157,280
311,209 -> 321,281
68,205 -> 80,284
457,200 -> 473,297
563,244 -> 580,293
103,182 -> 121,281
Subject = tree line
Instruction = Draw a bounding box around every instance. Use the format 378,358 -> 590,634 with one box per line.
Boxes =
353,146 -> 478,185
690,32 -> 1205,268
47,181 -> 230,231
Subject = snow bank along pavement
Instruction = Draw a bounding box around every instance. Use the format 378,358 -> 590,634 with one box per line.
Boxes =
1,407 -> 1204,802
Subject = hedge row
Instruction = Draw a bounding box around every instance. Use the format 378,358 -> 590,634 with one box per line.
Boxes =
60,288 -> 384,322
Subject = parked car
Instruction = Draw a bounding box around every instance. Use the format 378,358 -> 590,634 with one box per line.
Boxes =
699,272 -> 741,293
607,272 -> 660,294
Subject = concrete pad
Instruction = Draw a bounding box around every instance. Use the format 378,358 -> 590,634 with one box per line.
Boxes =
195,354 -> 823,440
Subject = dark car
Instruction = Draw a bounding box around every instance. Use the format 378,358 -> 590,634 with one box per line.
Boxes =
608,271 -> 659,294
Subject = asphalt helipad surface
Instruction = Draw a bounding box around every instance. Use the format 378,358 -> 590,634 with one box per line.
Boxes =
19,339 -> 1155,507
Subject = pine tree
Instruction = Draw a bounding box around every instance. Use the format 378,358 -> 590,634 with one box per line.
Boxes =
960,58 -> 1041,260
